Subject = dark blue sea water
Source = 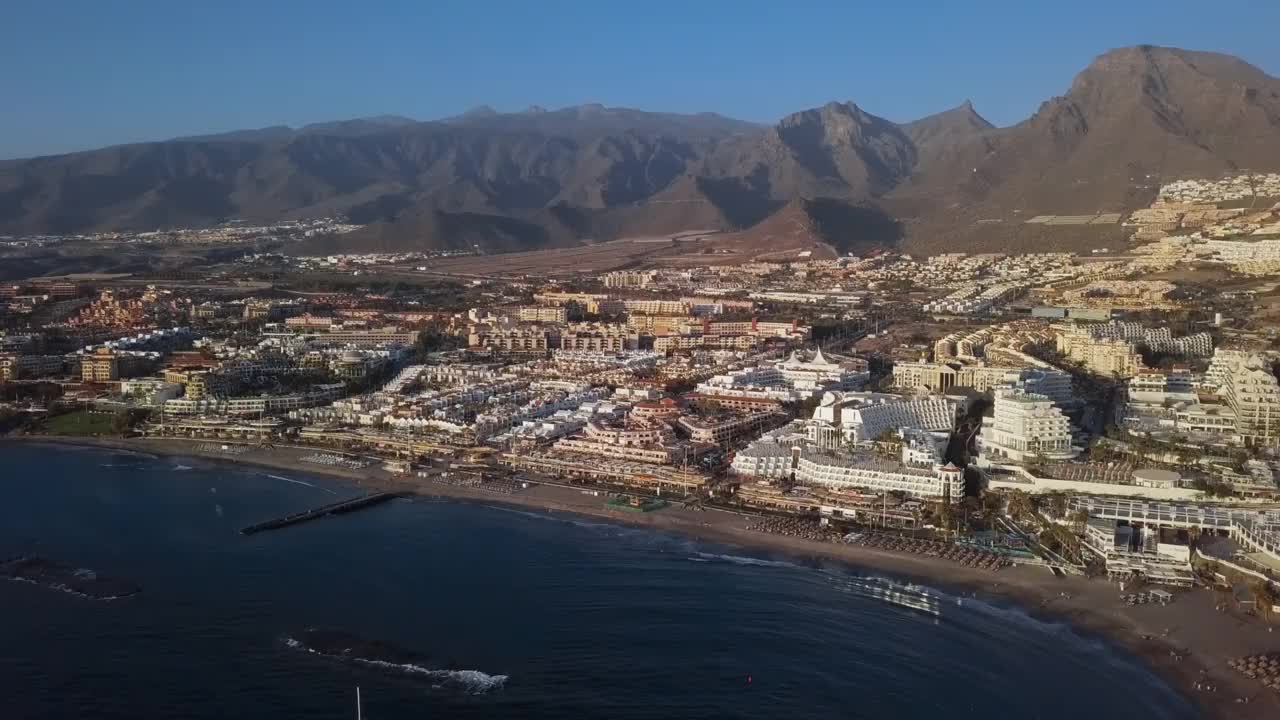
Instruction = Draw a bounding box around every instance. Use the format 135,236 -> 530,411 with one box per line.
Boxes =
0,442 -> 1199,719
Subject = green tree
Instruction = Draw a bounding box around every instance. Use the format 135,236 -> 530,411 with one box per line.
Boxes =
1047,493 -> 1067,519
1252,580 -> 1279,624
1070,508 -> 1090,535
1007,490 -> 1033,521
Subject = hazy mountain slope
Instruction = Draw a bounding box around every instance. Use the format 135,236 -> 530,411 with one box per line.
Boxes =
895,46 -> 1280,216
3,46 -> 1280,259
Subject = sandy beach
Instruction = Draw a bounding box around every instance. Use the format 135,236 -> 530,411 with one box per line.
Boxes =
9,434 -> 1280,719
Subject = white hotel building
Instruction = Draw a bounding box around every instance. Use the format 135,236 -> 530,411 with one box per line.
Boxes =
977,388 -> 1079,465
731,442 -> 963,501
811,391 -> 957,444
698,348 -> 868,398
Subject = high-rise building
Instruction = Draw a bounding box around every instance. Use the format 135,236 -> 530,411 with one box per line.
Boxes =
81,347 -> 120,383
516,305 -> 569,323
1055,330 -> 1145,378
1217,354 -> 1280,445
978,388 -> 1078,464
0,354 -> 64,382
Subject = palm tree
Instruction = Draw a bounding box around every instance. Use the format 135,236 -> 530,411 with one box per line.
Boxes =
1007,490 -> 1033,521
1251,581 -> 1279,625
1048,493 -> 1067,519
1070,509 -> 1090,535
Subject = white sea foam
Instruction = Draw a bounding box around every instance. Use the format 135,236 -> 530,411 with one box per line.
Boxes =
107,449 -> 160,460
354,658 -> 509,693
282,637 -> 507,693
4,576 -> 136,601
267,474 -> 337,495
481,504 -> 564,522
481,504 -> 642,534
691,552 -> 801,569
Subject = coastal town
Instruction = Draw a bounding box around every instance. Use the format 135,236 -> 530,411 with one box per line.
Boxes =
5,172 -> 1280,715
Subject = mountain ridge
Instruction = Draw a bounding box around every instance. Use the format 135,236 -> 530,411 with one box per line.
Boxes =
2,45 -> 1278,258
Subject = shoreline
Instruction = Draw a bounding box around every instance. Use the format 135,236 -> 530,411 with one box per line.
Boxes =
10,434 -> 1280,719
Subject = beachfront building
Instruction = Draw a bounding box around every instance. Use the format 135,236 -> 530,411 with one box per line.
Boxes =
811,391 -> 958,445
1216,353 -> 1280,446
795,453 -> 964,500
163,383 -> 346,417
977,389 -> 1079,465
730,439 -> 963,501
552,417 -> 682,465
730,441 -> 796,479
1081,519 -> 1194,586
677,409 -> 788,449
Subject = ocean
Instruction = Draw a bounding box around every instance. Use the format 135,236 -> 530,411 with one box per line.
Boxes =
0,442 -> 1198,719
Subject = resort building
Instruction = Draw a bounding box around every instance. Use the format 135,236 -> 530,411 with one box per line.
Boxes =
811,392 -> 958,444
677,409 -> 787,448
977,388 -> 1079,465
467,326 -> 557,354
892,362 -> 1074,407
0,353 -> 64,381
516,305 -> 569,323
1082,519 -> 1194,586
603,270 -> 657,288
552,417 -> 685,465
81,347 -> 120,382
730,440 -> 963,501
558,323 -> 639,352
1055,330 -> 1145,378
1217,354 -> 1280,446
623,299 -> 690,316
697,348 -> 868,400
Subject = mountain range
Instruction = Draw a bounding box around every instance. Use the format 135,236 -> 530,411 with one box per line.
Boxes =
3,45 -> 1279,258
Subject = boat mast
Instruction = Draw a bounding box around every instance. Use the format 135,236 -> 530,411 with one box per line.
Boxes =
356,686 -> 362,720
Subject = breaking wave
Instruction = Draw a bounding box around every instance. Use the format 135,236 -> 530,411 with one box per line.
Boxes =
1,556 -> 141,601
107,449 -> 160,461
283,632 -> 507,694
354,658 -> 509,693
480,504 -> 656,536
267,474 -> 337,495
690,552 -> 802,569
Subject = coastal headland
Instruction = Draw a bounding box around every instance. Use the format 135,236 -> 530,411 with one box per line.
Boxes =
11,434 -> 1280,720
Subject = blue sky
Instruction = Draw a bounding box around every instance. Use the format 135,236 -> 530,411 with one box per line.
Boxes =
3,0 -> 1278,158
